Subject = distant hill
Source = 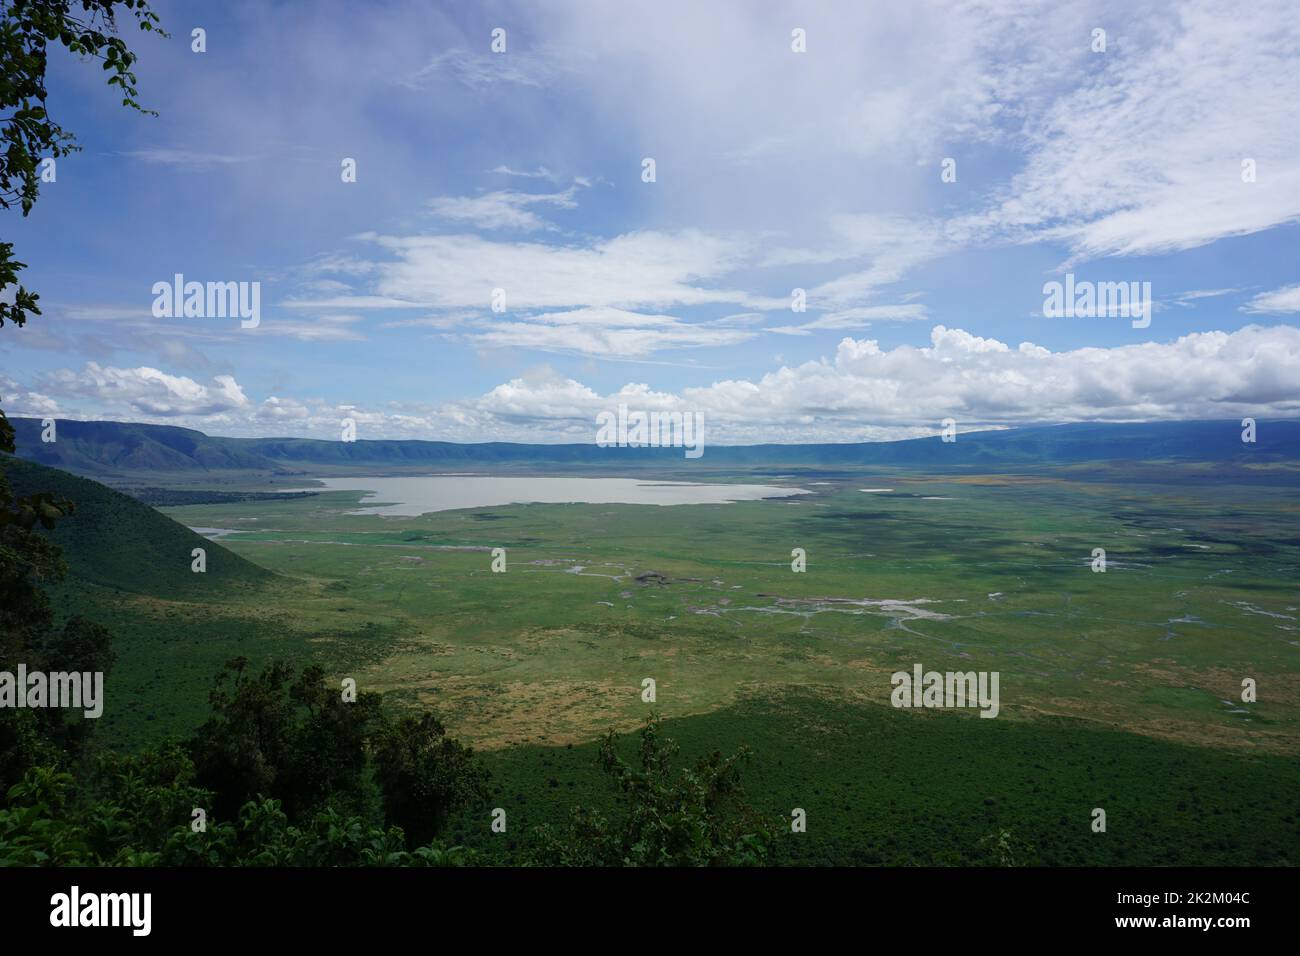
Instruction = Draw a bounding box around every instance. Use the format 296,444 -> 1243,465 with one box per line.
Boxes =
8,417 -> 1300,478
8,419 -> 280,477
2,455 -> 271,598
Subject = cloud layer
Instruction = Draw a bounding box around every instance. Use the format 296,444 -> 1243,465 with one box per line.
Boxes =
8,325 -> 1297,443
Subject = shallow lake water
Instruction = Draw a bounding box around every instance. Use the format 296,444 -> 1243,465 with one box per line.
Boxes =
299,475 -> 811,516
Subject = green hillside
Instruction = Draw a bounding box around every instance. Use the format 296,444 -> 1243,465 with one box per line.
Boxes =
1,455 -> 271,599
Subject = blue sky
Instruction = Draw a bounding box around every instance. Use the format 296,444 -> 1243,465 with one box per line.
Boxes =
3,0 -> 1300,443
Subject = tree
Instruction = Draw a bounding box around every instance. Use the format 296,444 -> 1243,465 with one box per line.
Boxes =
535,715 -> 775,866
1,0 -> 164,328
977,827 -> 1038,867
0,408 -> 80,791
0,411 -> 69,657
189,659 -> 491,844
1,1 -> 164,787
371,712 -> 489,848
188,659 -> 383,821
0,759 -> 480,866
280,663 -> 383,819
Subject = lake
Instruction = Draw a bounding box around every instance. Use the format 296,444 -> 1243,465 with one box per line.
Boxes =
301,475 -> 811,516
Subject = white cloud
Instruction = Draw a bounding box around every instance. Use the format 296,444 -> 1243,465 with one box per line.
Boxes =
34,364 -> 249,417
243,315 -> 365,342
1243,284 -> 1300,314
533,1 -> 1300,271
770,304 -> 930,336
458,322 -> 1300,440
379,310 -> 479,330
439,306 -> 760,357
305,255 -> 378,277
491,165 -> 555,180
522,307 -> 678,328
765,215 -> 950,310
706,312 -> 765,328
248,2 -> 1300,362
119,149 -> 257,167
467,319 -> 753,359
15,325 -> 1300,442
427,188 -> 578,231
58,305 -> 155,322
281,294 -> 425,310
18,0 -> 1300,421
1176,288 -> 1240,305
318,229 -> 761,312
401,47 -> 577,90
298,278 -> 355,296
963,0 -> 1300,259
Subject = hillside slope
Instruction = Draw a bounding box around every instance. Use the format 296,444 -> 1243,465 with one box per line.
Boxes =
2,455 -> 271,598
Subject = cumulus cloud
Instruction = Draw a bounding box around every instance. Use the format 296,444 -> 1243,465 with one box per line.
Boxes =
13,326 -> 1300,443
450,323 -> 1300,440
32,364 -> 249,418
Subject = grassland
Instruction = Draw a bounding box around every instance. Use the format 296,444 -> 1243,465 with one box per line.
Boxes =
35,460 -> 1300,863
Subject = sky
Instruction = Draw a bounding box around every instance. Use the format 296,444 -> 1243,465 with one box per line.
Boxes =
2,0 -> 1300,444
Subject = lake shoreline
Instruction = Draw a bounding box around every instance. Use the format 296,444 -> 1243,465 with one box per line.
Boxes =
285,474 -> 812,516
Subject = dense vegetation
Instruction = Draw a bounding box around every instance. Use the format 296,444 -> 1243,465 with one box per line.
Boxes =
123,487 -> 319,507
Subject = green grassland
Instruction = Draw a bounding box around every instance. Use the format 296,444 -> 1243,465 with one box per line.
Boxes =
22,458 -> 1300,863
142,468 -> 1300,749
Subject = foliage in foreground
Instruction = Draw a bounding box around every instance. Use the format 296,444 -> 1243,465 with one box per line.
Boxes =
1,688 -> 775,867
0,765 -> 473,867
0,651 -> 496,866
533,715 -> 775,866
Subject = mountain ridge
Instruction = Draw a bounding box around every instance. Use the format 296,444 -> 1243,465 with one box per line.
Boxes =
7,417 -> 1300,478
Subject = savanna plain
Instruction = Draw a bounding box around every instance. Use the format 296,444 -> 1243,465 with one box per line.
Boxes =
41,458 -> 1300,866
